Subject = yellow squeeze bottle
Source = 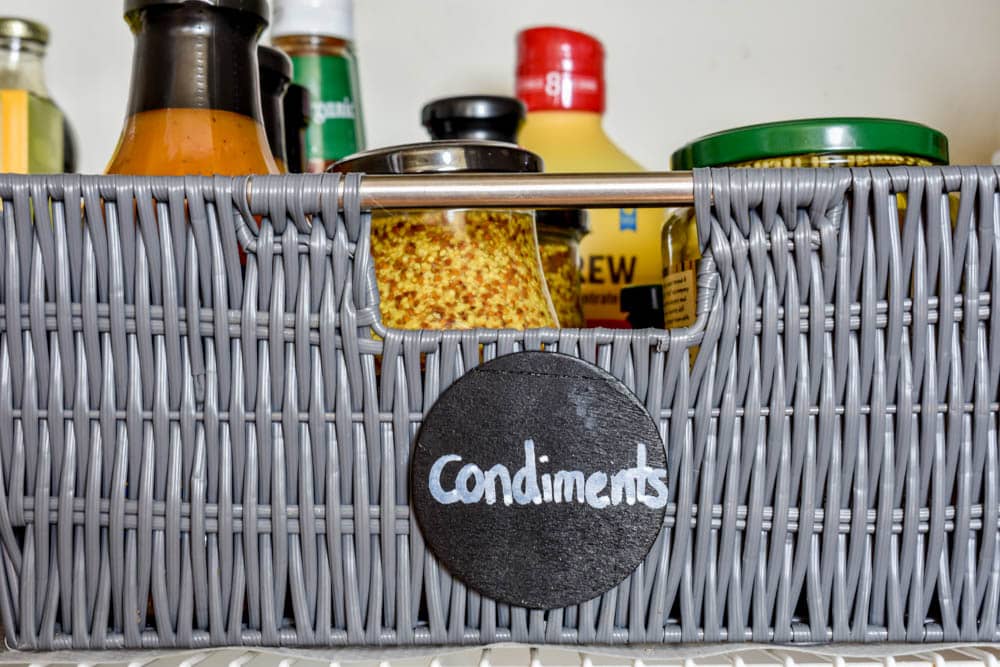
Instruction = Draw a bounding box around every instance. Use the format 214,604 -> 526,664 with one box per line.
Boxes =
516,26 -> 662,328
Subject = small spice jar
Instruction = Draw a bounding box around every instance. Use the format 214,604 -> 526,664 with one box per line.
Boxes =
332,140 -> 557,330
536,209 -> 589,328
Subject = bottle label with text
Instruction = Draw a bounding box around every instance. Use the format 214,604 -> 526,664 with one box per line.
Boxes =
579,206 -> 664,327
662,260 -> 698,329
289,54 -> 363,171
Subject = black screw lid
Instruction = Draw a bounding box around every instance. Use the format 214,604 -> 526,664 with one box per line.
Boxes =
422,95 -> 526,144
283,83 -> 311,128
620,285 -> 664,330
123,0 -> 268,118
259,44 -> 292,82
283,83 -> 311,172
536,208 -> 590,234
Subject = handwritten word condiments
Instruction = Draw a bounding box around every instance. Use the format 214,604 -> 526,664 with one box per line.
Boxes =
412,351 -> 665,609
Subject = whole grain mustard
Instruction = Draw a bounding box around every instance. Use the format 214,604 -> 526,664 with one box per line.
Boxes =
370,208 -> 557,329
536,209 -> 589,329
332,140 -> 556,330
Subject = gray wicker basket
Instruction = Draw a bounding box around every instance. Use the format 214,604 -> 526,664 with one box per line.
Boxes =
0,167 -> 993,650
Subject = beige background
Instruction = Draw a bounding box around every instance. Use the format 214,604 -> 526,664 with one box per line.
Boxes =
7,0 -> 1000,173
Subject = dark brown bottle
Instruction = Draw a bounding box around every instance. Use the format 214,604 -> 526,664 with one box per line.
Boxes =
282,83 -> 311,173
258,45 -> 292,172
107,0 -> 277,175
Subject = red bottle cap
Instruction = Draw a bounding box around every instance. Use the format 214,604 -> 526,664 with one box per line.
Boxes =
516,26 -> 605,113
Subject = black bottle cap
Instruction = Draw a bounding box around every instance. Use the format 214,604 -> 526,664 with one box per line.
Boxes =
125,0 -> 270,23
536,208 -> 590,234
123,0 -> 267,117
421,95 -> 526,144
258,45 -> 291,166
284,83 -> 311,127
259,44 -> 292,82
620,284 -> 664,330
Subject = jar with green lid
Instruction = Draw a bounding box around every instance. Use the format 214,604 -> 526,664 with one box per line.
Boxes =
662,117 -> 949,330
331,140 -> 558,330
536,209 -> 589,328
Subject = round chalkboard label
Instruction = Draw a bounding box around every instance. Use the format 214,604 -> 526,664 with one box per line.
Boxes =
411,351 -> 667,610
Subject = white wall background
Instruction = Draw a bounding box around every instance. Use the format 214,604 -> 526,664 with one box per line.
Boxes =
7,0 -> 1000,173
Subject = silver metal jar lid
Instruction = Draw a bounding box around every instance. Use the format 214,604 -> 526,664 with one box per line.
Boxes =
0,17 -> 49,44
331,140 -> 543,174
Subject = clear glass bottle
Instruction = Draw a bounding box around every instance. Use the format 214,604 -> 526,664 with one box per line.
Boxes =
0,17 -> 65,173
422,95 -> 525,144
272,0 -> 364,172
332,141 -> 557,330
106,0 -> 278,176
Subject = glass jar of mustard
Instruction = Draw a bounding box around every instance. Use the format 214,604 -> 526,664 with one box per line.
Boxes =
331,140 -> 558,330
662,117 -> 949,330
536,209 -> 589,328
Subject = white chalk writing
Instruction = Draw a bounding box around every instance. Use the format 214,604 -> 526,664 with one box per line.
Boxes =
428,440 -> 668,509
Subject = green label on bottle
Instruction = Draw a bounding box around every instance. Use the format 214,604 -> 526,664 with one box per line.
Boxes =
290,53 -> 364,169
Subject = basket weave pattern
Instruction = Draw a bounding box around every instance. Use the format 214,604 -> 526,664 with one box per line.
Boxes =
0,167 -> 993,649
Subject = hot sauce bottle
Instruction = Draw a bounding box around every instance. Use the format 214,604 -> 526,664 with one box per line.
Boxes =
107,0 -> 278,176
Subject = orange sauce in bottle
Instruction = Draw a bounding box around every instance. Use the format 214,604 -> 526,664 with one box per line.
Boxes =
107,108 -> 277,176
106,0 -> 278,177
